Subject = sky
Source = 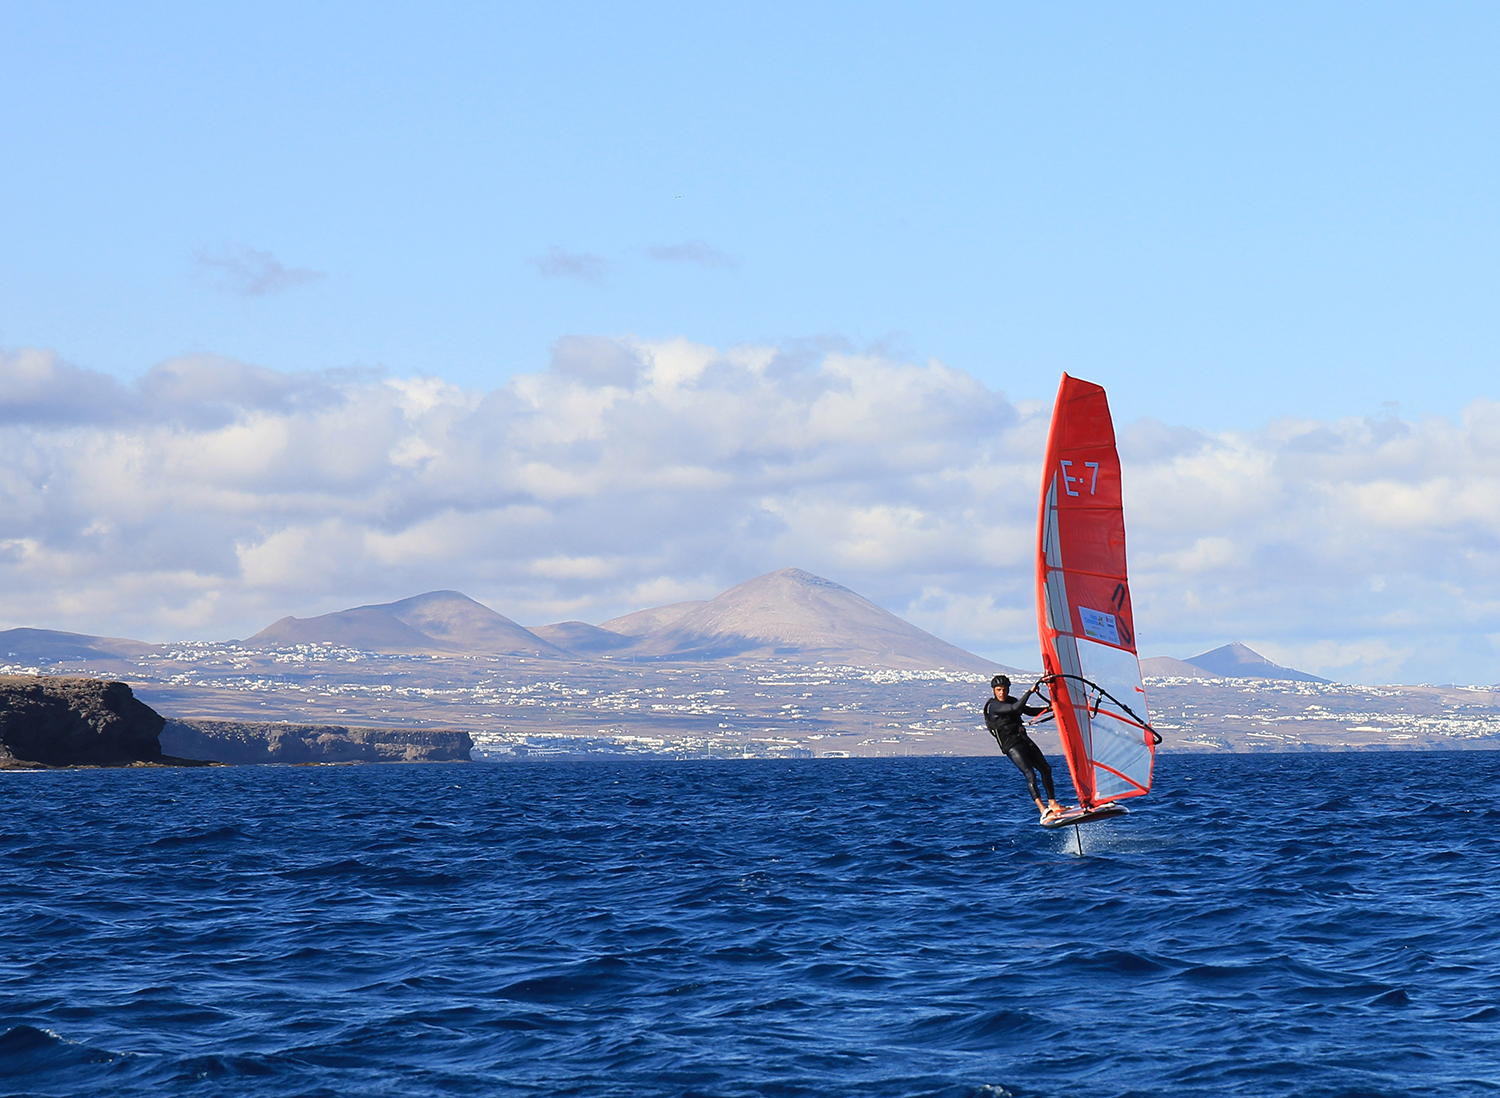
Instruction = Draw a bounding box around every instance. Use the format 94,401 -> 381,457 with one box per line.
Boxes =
2,3 -> 1499,683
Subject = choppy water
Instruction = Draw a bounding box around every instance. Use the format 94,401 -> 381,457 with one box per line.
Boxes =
2,753 -> 1499,1097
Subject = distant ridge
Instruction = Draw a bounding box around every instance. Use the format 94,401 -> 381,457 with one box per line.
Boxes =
587,567 -> 1018,674
1141,643 -> 1328,684
249,607 -> 435,651
12,570 -> 1017,675
1138,655 -> 1216,678
530,621 -> 635,654
247,591 -> 564,657
0,628 -> 160,664
382,591 -> 563,655
600,601 -> 707,636
1188,643 -> 1329,683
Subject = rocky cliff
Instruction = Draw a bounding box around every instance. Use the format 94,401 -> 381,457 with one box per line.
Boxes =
0,675 -> 167,767
160,720 -> 473,764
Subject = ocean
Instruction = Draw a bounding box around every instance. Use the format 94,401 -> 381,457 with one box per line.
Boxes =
2,753 -> 1498,1097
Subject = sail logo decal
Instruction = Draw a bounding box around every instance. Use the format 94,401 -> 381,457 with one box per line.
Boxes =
1060,460 -> 1100,496
1078,607 -> 1120,645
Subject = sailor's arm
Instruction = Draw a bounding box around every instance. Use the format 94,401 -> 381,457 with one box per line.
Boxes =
1018,686 -> 1051,718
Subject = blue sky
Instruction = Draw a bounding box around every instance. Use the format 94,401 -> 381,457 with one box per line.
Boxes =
5,2 -> 1498,429
3,3 -> 1500,682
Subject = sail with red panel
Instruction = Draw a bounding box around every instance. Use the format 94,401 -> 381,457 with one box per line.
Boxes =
1035,374 -> 1157,817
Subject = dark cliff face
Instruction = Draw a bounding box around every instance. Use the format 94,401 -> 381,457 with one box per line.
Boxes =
0,676 -> 165,767
160,720 -> 473,764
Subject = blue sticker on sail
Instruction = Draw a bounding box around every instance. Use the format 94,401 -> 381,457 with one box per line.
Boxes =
1078,607 -> 1120,645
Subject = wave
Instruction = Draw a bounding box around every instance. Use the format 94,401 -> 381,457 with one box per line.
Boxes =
2,754 -> 1498,1096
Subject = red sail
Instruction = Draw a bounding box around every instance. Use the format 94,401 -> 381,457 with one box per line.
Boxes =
1035,374 -> 1155,807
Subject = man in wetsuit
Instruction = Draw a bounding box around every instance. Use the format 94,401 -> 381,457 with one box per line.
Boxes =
984,674 -> 1064,819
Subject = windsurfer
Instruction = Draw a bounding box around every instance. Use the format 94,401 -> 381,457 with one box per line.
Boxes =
984,675 -> 1064,819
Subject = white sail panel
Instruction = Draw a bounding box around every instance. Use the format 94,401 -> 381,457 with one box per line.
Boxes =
1075,638 -> 1153,798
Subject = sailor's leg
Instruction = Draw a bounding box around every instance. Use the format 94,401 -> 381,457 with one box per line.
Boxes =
1019,739 -> 1063,813
1028,741 -> 1058,803
1005,745 -> 1044,807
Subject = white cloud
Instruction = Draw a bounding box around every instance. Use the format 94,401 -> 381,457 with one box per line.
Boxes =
0,342 -> 1497,683
0,347 -> 126,424
194,245 -> 324,297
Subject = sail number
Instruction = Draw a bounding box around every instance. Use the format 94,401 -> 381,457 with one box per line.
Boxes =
1060,460 -> 1100,496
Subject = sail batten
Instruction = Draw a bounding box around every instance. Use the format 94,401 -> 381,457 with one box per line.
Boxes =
1034,374 -> 1155,808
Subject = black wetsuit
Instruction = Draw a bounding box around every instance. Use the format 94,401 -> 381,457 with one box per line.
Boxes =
984,691 -> 1057,805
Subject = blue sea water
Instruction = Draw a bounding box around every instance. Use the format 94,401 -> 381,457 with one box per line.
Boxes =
2,753 -> 1499,1098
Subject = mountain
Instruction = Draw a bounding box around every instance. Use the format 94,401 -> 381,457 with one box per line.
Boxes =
17,570 -> 1008,673
1138,655 -> 1216,678
246,591 -> 563,657
599,601 -> 707,636
612,567 -> 1014,673
1139,643 -> 1329,683
530,621 -> 635,654
0,628 -> 160,664
382,591 -> 563,655
1187,642 -> 1329,683
248,607 -> 436,650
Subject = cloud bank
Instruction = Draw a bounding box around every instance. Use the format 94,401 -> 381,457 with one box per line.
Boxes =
0,340 -> 1495,684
